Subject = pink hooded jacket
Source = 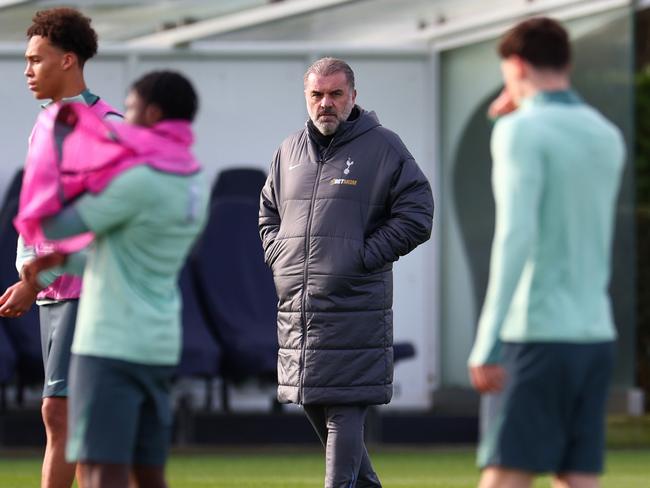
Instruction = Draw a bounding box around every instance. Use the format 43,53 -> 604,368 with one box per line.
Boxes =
15,102 -> 201,299
22,98 -> 118,301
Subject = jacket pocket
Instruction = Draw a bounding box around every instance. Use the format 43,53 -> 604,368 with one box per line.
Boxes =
361,242 -> 384,273
265,238 -> 282,267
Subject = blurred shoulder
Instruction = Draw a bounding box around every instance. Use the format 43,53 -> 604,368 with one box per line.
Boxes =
493,108 -> 538,135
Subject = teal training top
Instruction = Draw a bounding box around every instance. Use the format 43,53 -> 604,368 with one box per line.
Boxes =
56,165 -> 208,365
468,90 -> 625,366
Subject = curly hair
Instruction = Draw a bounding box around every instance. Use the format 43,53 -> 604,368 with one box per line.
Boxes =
26,8 -> 98,66
131,71 -> 199,122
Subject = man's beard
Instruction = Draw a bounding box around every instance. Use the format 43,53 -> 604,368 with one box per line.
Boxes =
312,101 -> 354,136
313,117 -> 339,136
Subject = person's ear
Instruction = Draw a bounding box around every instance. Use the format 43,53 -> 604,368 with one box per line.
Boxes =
513,56 -> 528,80
61,52 -> 77,71
144,103 -> 163,126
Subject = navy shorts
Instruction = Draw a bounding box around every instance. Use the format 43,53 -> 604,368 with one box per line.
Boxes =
478,341 -> 615,474
66,354 -> 174,466
40,300 -> 78,398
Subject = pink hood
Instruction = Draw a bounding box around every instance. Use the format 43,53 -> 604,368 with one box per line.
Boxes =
15,102 -> 201,298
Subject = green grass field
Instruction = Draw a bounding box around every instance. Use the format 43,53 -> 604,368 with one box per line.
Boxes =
0,416 -> 647,487
0,448 -> 648,488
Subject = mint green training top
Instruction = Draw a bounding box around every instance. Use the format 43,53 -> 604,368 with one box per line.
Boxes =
468,90 -> 625,366
55,165 -> 208,365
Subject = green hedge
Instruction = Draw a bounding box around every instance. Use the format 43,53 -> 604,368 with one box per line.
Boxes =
636,67 -> 650,411
636,68 -> 650,206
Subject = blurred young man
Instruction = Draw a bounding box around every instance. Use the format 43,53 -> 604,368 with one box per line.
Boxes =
259,57 -> 434,488
468,18 -> 625,488
21,70 -> 208,488
0,8 -> 118,488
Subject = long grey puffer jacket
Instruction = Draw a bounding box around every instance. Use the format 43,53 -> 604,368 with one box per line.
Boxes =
259,107 -> 434,405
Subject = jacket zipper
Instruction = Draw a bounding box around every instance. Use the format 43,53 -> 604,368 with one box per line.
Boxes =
298,142 -> 331,404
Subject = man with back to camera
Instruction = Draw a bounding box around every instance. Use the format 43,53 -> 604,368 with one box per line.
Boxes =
468,17 -> 625,488
0,8 -> 119,488
259,57 -> 434,488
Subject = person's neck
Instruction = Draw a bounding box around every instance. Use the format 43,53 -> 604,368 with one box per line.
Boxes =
50,77 -> 88,102
520,76 -> 570,100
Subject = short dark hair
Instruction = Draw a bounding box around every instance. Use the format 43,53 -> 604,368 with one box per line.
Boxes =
27,8 -> 98,66
131,71 -> 199,122
304,57 -> 355,89
498,17 -> 571,70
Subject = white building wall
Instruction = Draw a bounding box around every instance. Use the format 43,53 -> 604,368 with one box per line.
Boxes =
0,48 -> 440,410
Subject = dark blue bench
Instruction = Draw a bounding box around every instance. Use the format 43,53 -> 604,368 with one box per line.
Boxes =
191,168 -> 278,410
0,170 -> 43,404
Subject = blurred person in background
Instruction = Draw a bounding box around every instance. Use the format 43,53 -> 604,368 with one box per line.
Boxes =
0,8 -> 119,488
468,17 -> 625,488
259,57 -> 434,488
20,70 -> 207,488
